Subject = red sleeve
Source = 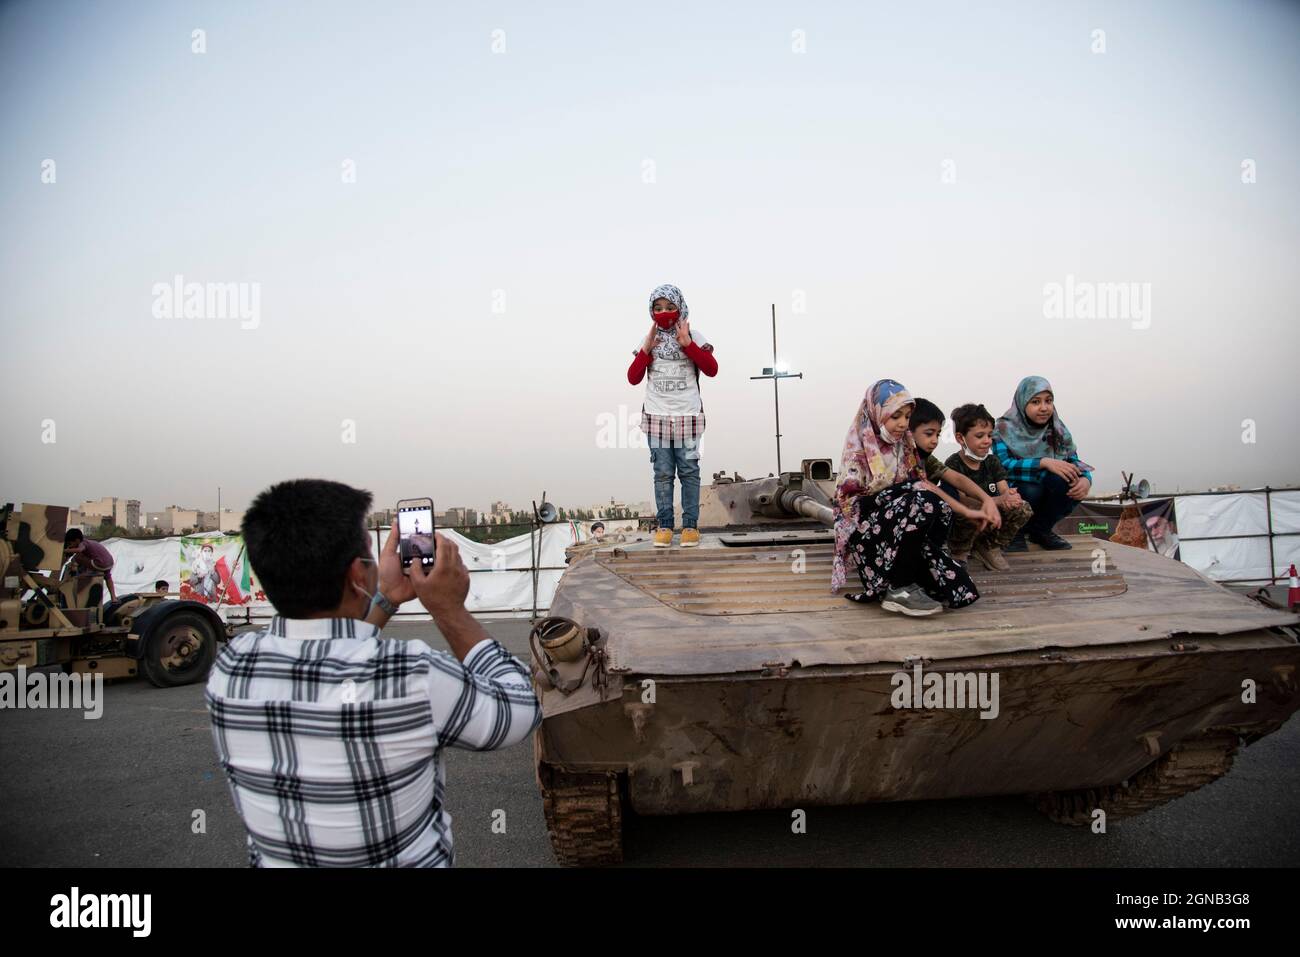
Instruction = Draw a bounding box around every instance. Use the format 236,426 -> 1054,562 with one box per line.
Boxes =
627,349 -> 651,385
683,341 -> 718,377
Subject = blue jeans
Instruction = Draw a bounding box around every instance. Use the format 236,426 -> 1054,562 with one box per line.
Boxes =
1010,472 -> 1079,538
650,441 -> 700,529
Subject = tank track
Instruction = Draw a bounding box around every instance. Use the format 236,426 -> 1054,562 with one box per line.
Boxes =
539,765 -> 624,866
1033,732 -> 1240,825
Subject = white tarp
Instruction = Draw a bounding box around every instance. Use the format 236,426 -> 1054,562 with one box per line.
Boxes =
101,523 -> 580,618
1174,491 -> 1300,583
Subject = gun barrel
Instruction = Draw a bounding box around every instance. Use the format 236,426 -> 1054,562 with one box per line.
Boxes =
778,489 -> 834,527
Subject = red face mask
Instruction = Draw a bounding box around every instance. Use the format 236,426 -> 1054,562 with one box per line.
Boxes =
653,310 -> 680,329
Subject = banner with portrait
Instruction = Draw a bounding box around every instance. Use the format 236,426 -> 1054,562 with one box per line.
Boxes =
1051,498 -> 1180,558
179,534 -> 262,605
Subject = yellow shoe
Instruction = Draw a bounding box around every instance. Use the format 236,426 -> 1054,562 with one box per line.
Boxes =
680,528 -> 700,547
653,529 -> 673,548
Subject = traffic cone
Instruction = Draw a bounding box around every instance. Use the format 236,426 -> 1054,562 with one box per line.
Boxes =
1289,564 -> 1300,610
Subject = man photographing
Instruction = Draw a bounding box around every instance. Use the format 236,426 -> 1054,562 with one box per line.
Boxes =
205,479 -> 540,867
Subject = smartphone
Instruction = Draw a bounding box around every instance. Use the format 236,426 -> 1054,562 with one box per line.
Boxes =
396,498 -> 436,572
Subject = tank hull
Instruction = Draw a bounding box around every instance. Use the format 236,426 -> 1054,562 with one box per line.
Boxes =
536,634 -> 1299,815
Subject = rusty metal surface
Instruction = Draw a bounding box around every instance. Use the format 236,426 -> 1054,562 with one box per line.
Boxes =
550,537 -> 1299,677
536,640 -> 1300,815
596,541 -> 1127,613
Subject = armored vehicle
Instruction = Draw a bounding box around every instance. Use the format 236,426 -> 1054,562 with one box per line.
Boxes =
1,503 -> 227,687
531,461 -> 1300,865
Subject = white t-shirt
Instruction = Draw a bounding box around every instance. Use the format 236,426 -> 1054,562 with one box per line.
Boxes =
636,329 -> 710,417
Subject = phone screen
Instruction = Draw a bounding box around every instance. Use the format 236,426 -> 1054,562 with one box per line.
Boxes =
397,500 -> 435,569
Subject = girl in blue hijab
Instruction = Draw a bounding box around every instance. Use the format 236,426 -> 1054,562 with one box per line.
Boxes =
993,376 -> 1093,550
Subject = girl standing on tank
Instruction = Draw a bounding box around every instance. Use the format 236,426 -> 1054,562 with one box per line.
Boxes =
626,283 -> 718,548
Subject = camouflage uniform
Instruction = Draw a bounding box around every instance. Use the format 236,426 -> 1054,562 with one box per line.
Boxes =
949,500 -> 1033,553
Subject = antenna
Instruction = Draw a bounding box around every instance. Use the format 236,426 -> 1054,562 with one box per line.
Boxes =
749,303 -> 803,473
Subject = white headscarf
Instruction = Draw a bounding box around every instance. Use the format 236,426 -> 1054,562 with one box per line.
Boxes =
648,283 -> 689,353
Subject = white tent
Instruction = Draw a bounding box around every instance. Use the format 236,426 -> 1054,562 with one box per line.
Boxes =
101,523 -> 581,619
1174,490 -> 1300,583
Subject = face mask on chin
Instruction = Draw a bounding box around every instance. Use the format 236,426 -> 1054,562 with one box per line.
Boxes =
961,443 -> 992,462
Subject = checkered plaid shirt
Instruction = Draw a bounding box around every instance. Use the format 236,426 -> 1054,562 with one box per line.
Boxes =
641,410 -> 706,447
992,436 -> 1093,485
205,615 -> 541,867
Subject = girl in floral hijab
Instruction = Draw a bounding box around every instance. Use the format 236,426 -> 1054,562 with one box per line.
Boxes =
832,379 -> 979,614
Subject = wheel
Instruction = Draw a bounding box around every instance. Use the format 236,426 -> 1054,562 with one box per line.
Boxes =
1032,732 -> 1239,825
539,762 -> 625,866
141,610 -> 219,688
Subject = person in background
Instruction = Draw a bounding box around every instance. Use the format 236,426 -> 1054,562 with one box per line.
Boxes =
590,521 -> 606,544
627,283 -> 718,548
993,376 -> 1094,551
206,478 -> 541,867
155,580 -> 170,595
63,528 -> 117,602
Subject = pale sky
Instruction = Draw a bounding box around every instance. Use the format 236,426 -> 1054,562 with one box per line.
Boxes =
2,0 -> 1298,517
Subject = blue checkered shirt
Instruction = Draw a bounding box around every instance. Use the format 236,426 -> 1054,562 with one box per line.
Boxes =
992,436 -> 1093,485
205,615 -> 540,867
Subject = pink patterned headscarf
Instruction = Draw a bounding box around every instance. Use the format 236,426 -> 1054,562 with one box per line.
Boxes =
831,379 -> 921,590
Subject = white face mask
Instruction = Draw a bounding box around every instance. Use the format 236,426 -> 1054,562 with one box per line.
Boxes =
352,558 -> 379,608
960,443 -> 992,462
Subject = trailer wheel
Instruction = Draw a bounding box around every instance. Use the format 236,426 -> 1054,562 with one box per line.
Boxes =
1032,732 -> 1239,825
142,611 -> 219,688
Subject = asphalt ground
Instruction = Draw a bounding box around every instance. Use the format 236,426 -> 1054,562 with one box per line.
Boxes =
1,619 -> 1297,868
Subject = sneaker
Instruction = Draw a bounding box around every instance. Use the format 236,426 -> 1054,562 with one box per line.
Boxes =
973,542 -> 1011,571
680,528 -> 700,547
880,584 -> 943,617
1027,529 -> 1073,550
653,529 -> 673,548
1004,534 -> 1028,553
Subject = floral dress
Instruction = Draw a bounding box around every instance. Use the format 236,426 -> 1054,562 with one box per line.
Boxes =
843,480 -> 979,608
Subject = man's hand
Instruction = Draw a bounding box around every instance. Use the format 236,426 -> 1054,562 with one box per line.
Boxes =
1041,458 -> 1080,483
378,524 -> 417,608
1067,475 -> 1092,501
407,533 -> 470,620
675,319 -> 692,347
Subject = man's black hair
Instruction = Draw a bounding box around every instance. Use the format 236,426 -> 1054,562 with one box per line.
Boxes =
908,397 -> 944,430
64,528 -> 84,546
591,521 -> 605,531
951,403 -> 996,437
242,479 -> 373,618
155,580 -> 170,591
